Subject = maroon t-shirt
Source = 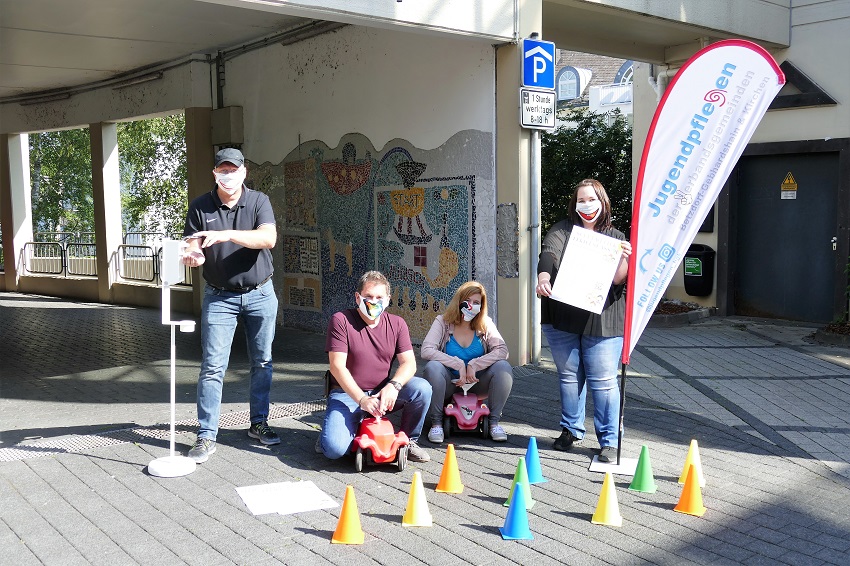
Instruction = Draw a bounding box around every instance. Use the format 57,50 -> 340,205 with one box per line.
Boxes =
325,309 -> 413,390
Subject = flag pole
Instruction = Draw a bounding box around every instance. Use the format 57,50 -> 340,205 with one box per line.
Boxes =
616,361 -> 627,466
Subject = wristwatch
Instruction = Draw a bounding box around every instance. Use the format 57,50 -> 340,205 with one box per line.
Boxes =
389,380 -> 402,391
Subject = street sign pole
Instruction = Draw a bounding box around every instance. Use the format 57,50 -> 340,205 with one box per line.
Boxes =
530,128 -> 542,365
520,37 -> 556,365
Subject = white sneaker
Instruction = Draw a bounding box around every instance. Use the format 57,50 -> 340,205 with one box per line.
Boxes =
427,425 -> 444,444
490,425 -> 508,442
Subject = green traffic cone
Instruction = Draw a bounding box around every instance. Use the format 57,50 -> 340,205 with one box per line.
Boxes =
628,445 -> 657,493
503,457 -> 535,509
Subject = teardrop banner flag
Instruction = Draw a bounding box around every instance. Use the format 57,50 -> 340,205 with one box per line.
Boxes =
622,40 -> 784,364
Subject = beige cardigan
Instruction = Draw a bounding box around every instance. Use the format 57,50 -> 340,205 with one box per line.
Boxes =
420,314 -> 509,374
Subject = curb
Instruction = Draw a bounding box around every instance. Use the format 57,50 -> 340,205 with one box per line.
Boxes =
648,307 -> 712,328
814,328 -> 850,347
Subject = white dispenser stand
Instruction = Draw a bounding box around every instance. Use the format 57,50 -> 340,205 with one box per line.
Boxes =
148,239 -> 197,478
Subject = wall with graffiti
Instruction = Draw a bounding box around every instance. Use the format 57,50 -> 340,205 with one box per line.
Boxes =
224,24 -> 498,340
248,129 -> 494,341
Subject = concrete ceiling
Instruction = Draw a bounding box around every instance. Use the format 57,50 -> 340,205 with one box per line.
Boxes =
0,0 -> 311,100
1,0 -> 788,103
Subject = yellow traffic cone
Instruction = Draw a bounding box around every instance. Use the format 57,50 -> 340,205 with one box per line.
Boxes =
678,439 -> 706,487
674,464 -> 707,517
436,444 -> 464,493
591,472 -> 623,527
331,485 -> 365,544
402,471 -> 433,527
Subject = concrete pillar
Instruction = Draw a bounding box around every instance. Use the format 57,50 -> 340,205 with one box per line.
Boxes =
495,0 -> 542,366
1,133 -> 34,290
184,107 -> 213,314
90,123 -> 123,302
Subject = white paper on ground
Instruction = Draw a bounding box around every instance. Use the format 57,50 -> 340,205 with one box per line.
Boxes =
236,480 -> 338,516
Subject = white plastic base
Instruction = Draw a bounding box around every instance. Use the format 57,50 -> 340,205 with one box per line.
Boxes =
148,455 -> 197,478
588,456 -> 638,476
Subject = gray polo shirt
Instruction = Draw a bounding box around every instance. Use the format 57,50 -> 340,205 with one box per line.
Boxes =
183,186 -> 275,290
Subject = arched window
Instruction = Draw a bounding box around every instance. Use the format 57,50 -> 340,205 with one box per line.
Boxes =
614,60 -> 634,85
556,66 -> 592,101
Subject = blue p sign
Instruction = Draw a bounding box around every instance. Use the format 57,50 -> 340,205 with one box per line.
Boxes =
522,38 -> 556,89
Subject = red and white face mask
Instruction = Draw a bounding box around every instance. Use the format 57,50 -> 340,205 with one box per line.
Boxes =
576,200 -> 601,222
214,166 -> 246,194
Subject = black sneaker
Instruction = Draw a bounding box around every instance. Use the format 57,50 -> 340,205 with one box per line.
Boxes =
247,421 -> 281,445
553,428 -> 581,452
407,440 -> 430,462
598,446 -> 617,463
187,438 -> 216,463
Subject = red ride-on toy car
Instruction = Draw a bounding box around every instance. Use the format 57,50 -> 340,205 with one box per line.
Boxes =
443,384 -> 490,440
352,417 -> 409,472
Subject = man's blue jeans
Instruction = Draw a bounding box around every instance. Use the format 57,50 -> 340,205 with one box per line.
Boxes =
542,324 -> 622,447
319,377 -> 431,459
197,281 -> 277,441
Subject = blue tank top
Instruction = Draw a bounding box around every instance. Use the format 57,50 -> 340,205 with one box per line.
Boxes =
444,335 -> 485,376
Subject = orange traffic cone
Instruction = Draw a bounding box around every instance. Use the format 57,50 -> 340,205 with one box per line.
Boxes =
678,439 -> 705,487
674,464 -> 706,517
331,485 -> 365,544
591,472 -> 623,527
436,444 -> 464,493
402,471 -> 433,527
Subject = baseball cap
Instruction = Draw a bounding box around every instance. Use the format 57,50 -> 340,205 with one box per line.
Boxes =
214,147 -> 244,168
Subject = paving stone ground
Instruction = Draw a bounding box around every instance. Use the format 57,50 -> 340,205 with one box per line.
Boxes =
2,292 -> 850,565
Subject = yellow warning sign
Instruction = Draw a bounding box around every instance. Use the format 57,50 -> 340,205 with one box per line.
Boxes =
781,172 -> 797,191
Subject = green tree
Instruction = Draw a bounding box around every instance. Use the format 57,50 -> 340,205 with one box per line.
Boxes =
28,115 -> 188,240
541,108 -> 632,235
29,128 -> 94,238
118,114 -> 188,236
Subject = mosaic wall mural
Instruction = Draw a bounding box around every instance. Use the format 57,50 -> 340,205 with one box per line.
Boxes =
248,130 -> 494,342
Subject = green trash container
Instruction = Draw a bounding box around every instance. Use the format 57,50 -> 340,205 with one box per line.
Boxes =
683,244 -> 715,296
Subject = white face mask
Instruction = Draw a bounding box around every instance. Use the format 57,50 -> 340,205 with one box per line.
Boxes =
576,200 -> 601,223
358,295 -> 389,321
460,300 -> 481,322
214,166 -> 247,193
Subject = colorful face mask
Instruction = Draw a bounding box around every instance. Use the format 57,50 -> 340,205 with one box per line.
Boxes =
576,200 -> 601,222
460,300 -> 481,321
358,296 -> 388,321
214,166 -> 247,193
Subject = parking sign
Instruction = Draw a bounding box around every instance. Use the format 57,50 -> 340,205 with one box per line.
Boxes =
522,38 -> 556,89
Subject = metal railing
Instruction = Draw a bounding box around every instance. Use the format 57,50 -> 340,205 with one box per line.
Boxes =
22,233 -> 193,286
24,242 -> 65,274
34,231 -> 96,245
66,243 -> 98,276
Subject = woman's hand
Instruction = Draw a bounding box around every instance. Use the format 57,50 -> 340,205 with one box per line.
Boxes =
536,273 -> 552,297
620,241 -> 632,262
457,366 -> 479,385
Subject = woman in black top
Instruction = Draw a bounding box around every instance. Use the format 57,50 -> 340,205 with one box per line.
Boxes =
535,179 -> 632,463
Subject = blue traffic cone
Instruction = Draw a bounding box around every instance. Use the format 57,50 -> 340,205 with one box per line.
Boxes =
499,484 -> 533,540
525,437 -> 547,484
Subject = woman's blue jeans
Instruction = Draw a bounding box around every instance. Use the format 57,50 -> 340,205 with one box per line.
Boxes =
319,377 -> 431,459
542,324 -> 622,447
197,282 -> 278,441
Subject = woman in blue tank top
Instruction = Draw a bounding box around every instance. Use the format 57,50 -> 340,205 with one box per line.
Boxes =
421,281 -> 514,443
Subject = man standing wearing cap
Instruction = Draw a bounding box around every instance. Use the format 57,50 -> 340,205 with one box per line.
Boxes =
182,147 -> 279,463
